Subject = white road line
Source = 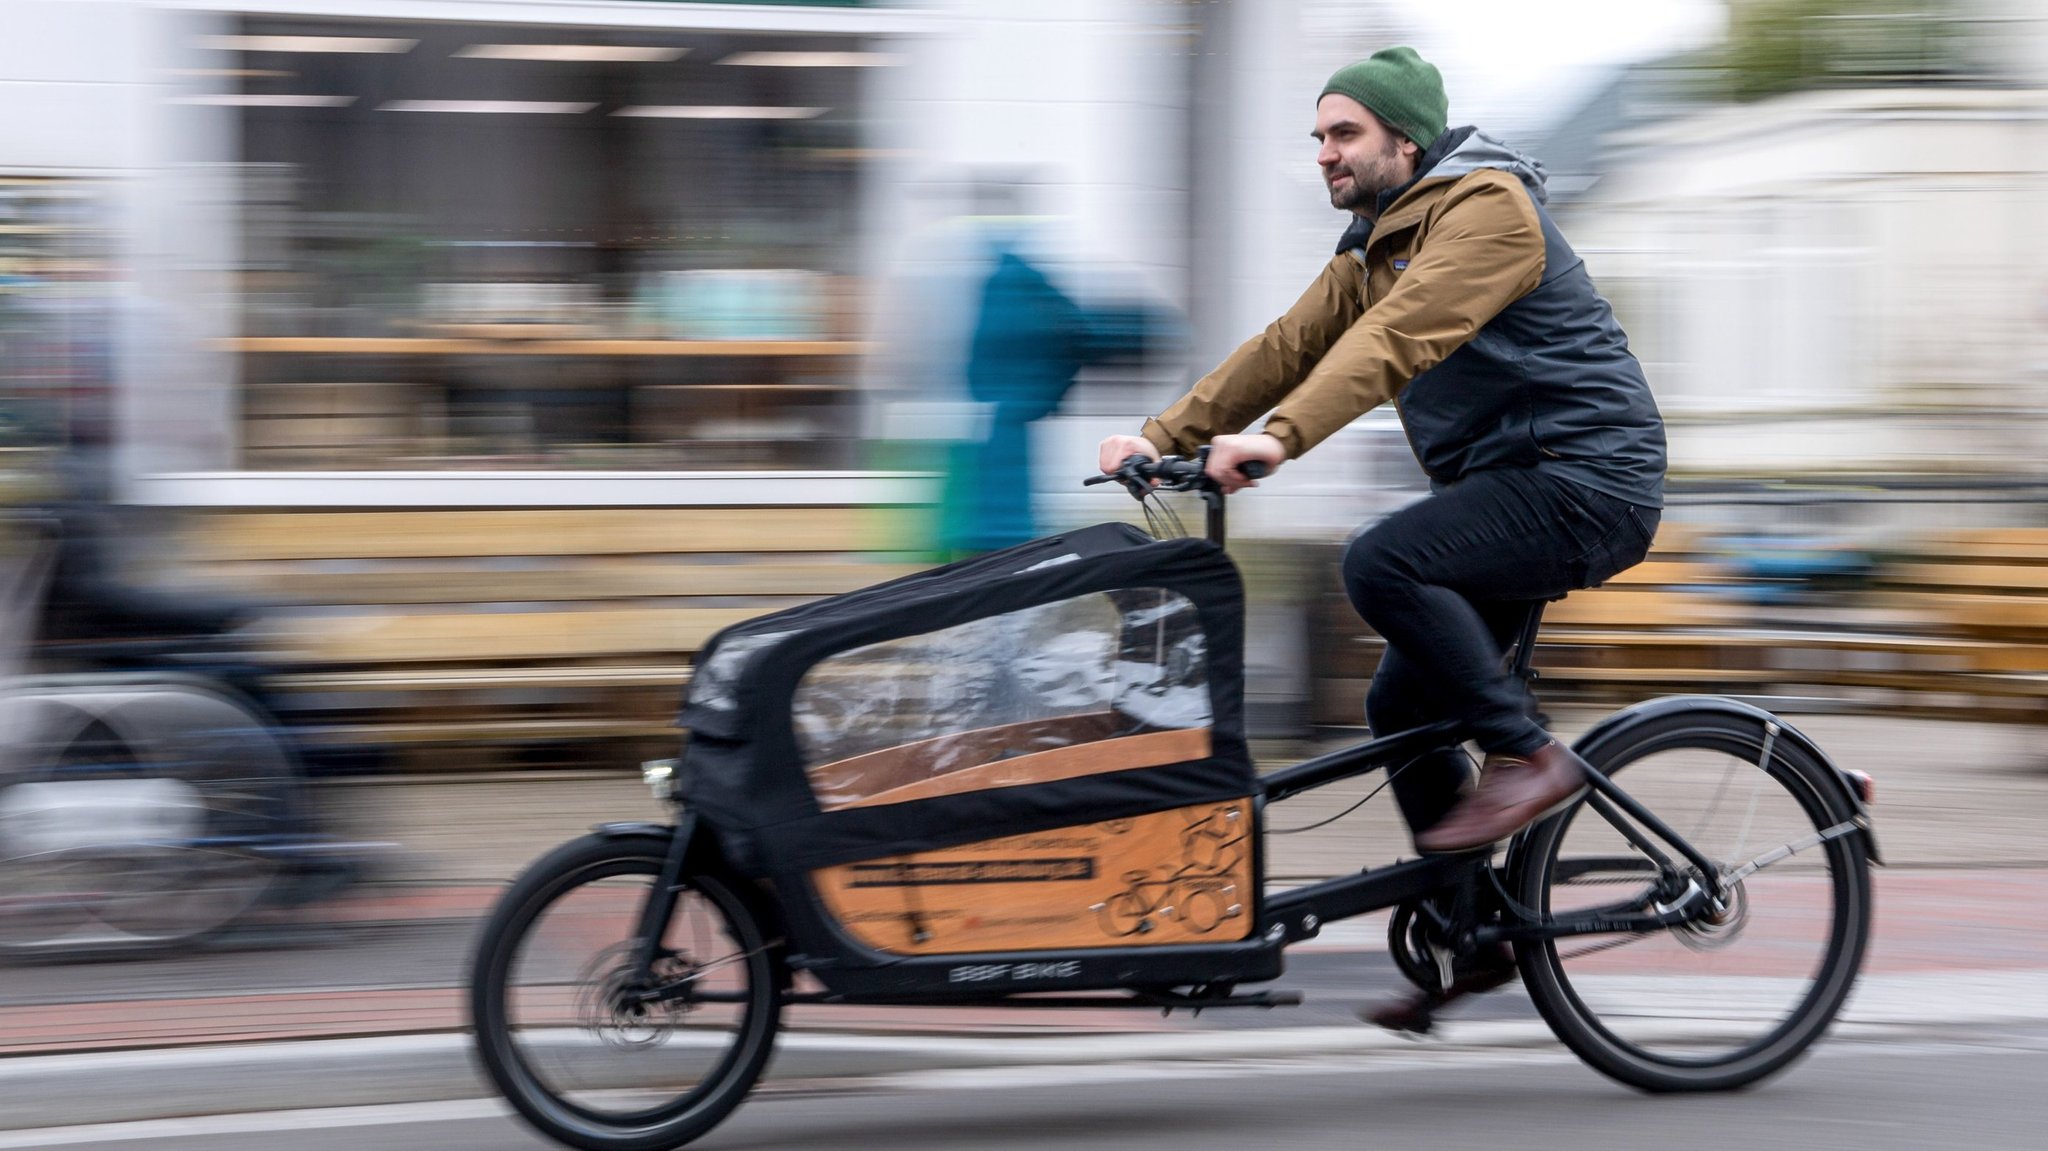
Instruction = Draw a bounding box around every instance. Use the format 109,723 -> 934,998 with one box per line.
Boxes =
0,1034 -> 471,1078
0,1099 -> 511,1149
9,1029 -> 2047,1147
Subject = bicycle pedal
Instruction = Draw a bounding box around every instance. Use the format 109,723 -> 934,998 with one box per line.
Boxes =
1430,944 -> 1456,993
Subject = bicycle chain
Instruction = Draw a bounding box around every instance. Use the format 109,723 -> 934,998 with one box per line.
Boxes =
1547,871 -> 1667,963
1556,931 -> 1653,962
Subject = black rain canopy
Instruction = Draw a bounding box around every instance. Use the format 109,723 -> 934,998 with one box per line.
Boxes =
676,522 -> 1252,876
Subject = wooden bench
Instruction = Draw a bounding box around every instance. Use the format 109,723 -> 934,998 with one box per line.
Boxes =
1310,522 -> 2048,726
173,507 -> 928,770
1873,529 -> 2048,637
173,512 -> 2048,770
1309,524 -> 1748,724
1845,527 -> 2048,717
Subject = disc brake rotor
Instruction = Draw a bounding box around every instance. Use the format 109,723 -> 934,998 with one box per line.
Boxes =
576,943 -> 698,1049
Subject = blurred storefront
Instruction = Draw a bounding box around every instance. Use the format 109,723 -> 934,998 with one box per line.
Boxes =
0,0 -> 1207,510
0,176 -> 119,457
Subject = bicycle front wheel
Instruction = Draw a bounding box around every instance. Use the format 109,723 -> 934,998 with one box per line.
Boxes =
1515,708 -> 1871,1093
470,831 -> 782,1151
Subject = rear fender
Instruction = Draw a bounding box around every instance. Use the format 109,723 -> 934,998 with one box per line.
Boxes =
1504,695 -> 1881,875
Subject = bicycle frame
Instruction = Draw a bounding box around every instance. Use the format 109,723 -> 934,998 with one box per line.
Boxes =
614,612 -> 1746,1013
614,694 -> 1736,1012
474,462 -> 1883,1151
616,457 -> 1744,1009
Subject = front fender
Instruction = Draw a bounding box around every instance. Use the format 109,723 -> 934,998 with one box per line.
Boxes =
590,817 -> 726,871
589,819 -> 790,974
591,821 -> 673,840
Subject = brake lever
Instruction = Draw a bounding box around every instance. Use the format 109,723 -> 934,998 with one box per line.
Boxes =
1082,471 -> 1151,499
1084,454 -> 1161,500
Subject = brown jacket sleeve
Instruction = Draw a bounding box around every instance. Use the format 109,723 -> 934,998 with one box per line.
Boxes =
1140,254 -> 1364,456
1262,172 -> 1545,458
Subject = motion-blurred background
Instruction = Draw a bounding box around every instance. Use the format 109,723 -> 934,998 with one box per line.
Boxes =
3,0 -> 2048,1137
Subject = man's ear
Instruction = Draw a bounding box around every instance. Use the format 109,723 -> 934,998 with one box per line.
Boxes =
1397,136 -> 1421,159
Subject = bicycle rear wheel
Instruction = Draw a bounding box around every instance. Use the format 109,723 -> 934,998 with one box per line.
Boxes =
1514,709 -> 1871,1092
470,831 -> 782,1151
0,689 -> 294,955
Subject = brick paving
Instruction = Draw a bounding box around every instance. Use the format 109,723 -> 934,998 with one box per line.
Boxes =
4,711 -> 2045,1057
4,866 -> 2039,1056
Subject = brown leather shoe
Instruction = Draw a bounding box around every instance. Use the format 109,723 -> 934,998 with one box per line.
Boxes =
1412,740 -> 1590,854
1362,944 -> 1518,1034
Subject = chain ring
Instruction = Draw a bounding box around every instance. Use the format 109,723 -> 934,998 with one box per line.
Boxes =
1387,901 -> 1444,993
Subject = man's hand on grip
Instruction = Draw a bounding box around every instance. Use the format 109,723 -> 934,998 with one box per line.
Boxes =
1206,433 -> 1287,493
1096,434 -> 1161,477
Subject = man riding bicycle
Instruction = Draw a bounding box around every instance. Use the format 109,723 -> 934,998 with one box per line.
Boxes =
1098,47 -> 1666,1024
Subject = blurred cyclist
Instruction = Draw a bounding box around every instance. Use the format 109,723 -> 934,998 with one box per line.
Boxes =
1097,48 -> 1666,1027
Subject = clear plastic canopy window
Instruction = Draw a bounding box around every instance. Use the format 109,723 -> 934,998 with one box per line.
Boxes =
794,589 -> 1211,809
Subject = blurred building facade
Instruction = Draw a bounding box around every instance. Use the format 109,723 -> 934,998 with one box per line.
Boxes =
0,0 -> 1459,535
1539,2 -> 2048,495
0,0 -> 1207,512
1565,86 -> 2048,485
9,0 -> 2048,523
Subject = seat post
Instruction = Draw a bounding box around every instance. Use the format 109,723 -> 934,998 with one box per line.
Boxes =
1505,600 -> 1548,679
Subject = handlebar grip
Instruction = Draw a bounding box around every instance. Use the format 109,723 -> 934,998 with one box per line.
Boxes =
1239,461 -> 1270,481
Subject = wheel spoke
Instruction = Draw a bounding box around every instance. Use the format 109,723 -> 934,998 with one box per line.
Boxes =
1729,721 -> 1776,864
1722,819 -> 1865,886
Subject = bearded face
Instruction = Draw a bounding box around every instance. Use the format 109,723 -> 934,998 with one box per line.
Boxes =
1313,95 -> 1418,214
1324,132 -> 1408,210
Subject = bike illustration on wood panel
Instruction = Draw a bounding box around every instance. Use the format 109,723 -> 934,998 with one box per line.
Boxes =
1094,804 -> 1247,937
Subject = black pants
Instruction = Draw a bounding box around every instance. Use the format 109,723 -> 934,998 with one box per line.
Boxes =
1341,468 -> 1659,837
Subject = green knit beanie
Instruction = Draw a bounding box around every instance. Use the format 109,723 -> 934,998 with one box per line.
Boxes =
1320,47 -> 1447,150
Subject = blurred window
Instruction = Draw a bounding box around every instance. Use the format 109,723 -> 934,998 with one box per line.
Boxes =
219,15 -> 885,471
1658,199 -> 1872,414
0,177 -> 116,458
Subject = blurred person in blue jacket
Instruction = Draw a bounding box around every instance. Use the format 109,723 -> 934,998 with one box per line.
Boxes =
929,184 -> 1167,557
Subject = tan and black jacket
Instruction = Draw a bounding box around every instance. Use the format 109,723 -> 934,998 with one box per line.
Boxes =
1144,127 -> 1665,507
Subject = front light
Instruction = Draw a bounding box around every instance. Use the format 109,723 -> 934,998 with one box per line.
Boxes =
641,758 -> 678,800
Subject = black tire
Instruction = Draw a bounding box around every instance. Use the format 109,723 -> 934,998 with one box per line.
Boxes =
470,831 -> 782,1151
1514,709 -> 1871,1093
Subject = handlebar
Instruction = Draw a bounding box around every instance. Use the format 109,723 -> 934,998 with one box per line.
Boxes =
1083,448 -> 1267,498
1084,446 -> 1267,546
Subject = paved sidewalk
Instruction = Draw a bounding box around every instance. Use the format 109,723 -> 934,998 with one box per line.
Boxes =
2,711 -> 2044,1074
5,865 -> 2042,1057
8,860 -> 2039,1056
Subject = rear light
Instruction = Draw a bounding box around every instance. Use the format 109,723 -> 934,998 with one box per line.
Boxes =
1843,770 -> 1873,806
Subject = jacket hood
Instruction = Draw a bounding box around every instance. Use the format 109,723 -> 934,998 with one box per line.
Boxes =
1337,125 -> 1549,253
1427,127 -> 1548,204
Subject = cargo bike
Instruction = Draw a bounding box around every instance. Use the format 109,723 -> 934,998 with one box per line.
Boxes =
469,453 -> 1878,1151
